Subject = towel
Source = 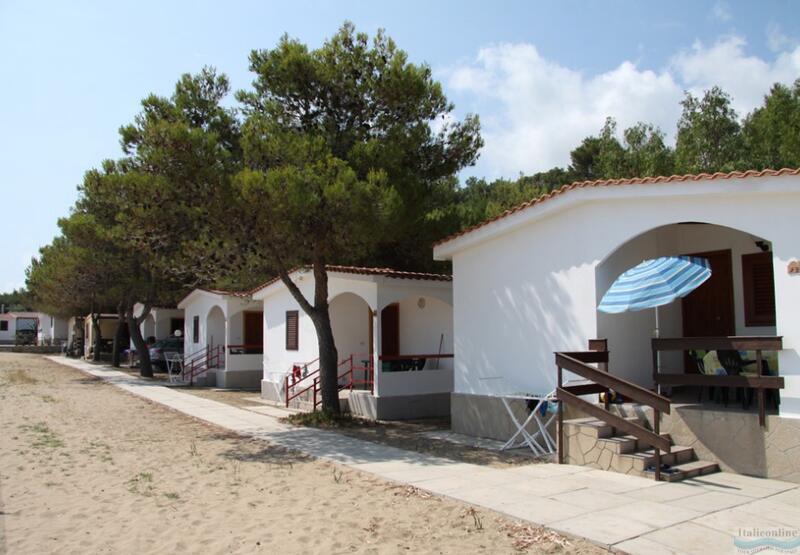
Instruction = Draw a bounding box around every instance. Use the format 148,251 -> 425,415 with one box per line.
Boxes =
702,350 -> 728,376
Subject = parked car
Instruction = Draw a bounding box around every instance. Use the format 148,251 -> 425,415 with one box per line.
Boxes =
148,336 -> 184,370
14,329 -> 37,346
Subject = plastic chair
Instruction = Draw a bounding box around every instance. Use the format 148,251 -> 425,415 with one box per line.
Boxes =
164,351 -> 184,384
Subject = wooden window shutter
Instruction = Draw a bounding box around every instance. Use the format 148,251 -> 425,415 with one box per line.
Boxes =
192,315 -> 199,343
742,252 -> 776,327
286,310 -> 299,350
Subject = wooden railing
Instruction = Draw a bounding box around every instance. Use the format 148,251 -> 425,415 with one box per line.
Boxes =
556,340 -> 672,481
652,336 -> 784,427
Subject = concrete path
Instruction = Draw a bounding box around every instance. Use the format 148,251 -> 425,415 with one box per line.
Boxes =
50,357 -> 800,555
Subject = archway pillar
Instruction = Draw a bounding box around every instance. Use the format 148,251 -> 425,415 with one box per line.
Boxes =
372,309 -> 381,397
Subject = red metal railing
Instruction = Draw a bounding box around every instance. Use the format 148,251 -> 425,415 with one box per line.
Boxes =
284,354 -> 375,409
183,345 -> 224,386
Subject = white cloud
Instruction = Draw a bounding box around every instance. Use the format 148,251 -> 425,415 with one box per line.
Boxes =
442,36 -> 800,178
767,23 -> 797,53
671,36 -> 800,116
711,1 -> 732,22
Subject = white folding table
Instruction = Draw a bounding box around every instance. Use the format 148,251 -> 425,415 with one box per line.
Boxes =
498,391 -> 558,456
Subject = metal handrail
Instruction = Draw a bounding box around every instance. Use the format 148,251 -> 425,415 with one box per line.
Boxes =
286,355 -> 353,407
284,355 -> 377,409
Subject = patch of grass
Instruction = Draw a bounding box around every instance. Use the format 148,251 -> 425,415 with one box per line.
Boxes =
19,422 -> 64,449
80,440 -> 114,464
464,507 -> 484,531
39,394 -> 58,403
283,410 -> 370,428
1,369 -> 39,386
127,472 -> 155,496
163,492 -> 180,500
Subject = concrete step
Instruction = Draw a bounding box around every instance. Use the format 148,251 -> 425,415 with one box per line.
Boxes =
596,435 -> 638,454
625,445 -> 695,472
562,418 -> 614,439
563,415 -> 645,439
644,459 -> 720,482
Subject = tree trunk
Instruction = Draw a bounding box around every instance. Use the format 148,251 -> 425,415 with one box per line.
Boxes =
276,261 -> 340,415
111,305 -> 125,368
91,314 -> 102,362
311,262 -> 340,414
312,309 -> 340,414
128,305 -> 153,378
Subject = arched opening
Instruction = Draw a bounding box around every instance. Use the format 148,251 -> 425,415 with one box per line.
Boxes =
141,313 -> 156,343
206,306 -> 226,352
379,295 -> 454,371
330,292 -> 372,362
596,222 -> 778,388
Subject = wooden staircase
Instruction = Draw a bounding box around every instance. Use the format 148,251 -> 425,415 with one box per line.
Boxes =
562,415 -> 719,482
555,340 -> 721,482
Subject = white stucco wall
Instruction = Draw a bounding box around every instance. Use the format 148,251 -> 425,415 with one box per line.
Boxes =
178,291 -> 262,372
141,314 -> 156,341
256,271 -> 454,399
438,175 -> 800,417
0,315 -> 14,342
262,280 -> 321,383
51,316 -> 68,342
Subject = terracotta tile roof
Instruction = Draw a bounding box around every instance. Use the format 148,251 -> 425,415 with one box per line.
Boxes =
197,287 -> 253,298
326,265 -> 452,282
251,265 -> 452,294
434,167 -> 800,248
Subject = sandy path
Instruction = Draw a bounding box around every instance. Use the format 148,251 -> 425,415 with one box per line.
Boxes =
0,354 -> 602,554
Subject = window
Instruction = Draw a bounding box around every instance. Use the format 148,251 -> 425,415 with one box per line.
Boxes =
192,315 -> 199,343
286,311 -> 299,350
742,252 -> 776,327
0,321 -> 7,331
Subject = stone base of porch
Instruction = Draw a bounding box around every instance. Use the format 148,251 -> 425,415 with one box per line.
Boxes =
620,401 -> 800,484
215,369 -> 261,390
350,390 -> 450,421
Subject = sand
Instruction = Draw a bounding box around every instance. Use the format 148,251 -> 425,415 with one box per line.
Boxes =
0,354 -> 604,554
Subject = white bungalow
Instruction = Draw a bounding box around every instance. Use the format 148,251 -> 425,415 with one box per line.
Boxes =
0,311 -> 68,345
131,303 -> 184,344
83,313 -> 119,357
251,266 -> 454,420
177,288 -> 263,389
434,168 -> 800,482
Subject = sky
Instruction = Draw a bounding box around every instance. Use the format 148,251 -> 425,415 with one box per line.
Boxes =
1,0 -> 799,292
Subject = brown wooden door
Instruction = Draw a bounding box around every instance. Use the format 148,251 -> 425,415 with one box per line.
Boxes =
682,250 -> 735,338
244,312 -> 264,346
381,304 -> 399,357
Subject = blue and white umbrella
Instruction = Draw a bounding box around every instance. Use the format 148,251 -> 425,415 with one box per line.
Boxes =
598,256 -> 711,374
598,256 -> 712,314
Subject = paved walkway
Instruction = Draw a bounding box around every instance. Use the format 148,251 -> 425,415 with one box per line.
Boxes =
50,357 -> 800,555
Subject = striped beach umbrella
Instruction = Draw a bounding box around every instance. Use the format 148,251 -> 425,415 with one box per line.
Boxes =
598,256 -> 712,314
598,256 -> 711,376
